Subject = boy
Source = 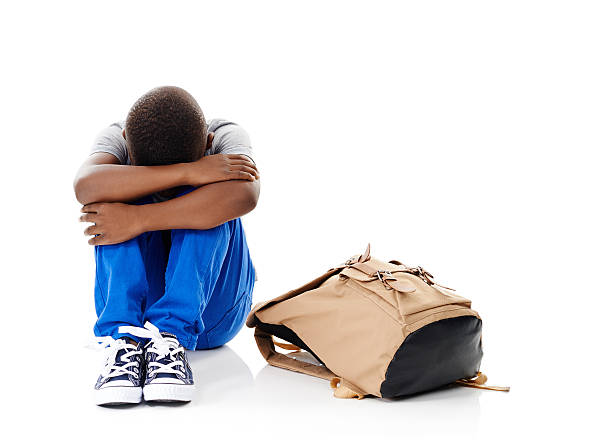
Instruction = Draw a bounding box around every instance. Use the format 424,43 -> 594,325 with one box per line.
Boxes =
74,86 -> 259,405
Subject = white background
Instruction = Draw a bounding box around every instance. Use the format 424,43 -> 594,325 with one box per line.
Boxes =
1,1 -> 610,442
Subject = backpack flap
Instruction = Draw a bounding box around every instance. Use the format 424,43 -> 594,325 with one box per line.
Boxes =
246,244 -> 372,328
245,267 -> 339,328
339,260 -> 473,317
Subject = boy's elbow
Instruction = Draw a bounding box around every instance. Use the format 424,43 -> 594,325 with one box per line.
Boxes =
232,192 -> 257,218
240,182 -> 259,214
73,175 -> 86,204
73,174 -> 95,205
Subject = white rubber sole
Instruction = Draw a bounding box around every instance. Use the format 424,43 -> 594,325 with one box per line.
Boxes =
94,386 -> 142,406
144,383 -> 195,402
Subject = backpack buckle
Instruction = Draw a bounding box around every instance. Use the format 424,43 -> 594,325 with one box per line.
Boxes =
416,266 -> 435,285
409,266 -> 456,291
376,270 -> 395,289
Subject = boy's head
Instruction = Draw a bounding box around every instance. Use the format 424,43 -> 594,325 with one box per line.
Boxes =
125,86 -> 207,166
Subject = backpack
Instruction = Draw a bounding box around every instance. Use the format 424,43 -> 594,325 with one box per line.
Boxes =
246,245 -> 509,399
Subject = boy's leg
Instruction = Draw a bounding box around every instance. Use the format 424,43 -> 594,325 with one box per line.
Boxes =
143,217 -> 256,350
197,217 -> 256,349
93,208 -> 167,342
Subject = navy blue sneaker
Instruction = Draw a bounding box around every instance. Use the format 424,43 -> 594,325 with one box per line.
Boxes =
93,338 -> 144,406
119,322 -> 194,402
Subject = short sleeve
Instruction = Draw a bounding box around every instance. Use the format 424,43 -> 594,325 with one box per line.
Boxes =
90,121 -> 130,165
208,119 -> 255,164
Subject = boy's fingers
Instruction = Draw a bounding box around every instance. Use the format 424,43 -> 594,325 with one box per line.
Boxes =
227,154 -> 256,165
84,224 -> 101,236
88,234 -> 105,246
235,165 -> 259,179
235,162 -> 258,175
79,213 -> 95,223
226,154 -> 251,160
229,158 -> 257,168
236,171 -> 256,181
81,204 -> 99,213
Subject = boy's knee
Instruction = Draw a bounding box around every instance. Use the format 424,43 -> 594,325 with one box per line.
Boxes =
94,238 -> 134,255
172,222 -> 231,244
95,233 -> 142,251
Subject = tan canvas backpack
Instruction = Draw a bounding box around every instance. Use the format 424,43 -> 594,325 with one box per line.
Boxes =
246,245 -> 509,399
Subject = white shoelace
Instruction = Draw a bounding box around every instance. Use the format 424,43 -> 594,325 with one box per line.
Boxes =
119,322 -> 186,378
91,337 -> 141,379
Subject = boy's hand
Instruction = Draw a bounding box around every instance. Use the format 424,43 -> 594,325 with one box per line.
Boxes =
80,203 -> 144,246
186,154 -> 259,186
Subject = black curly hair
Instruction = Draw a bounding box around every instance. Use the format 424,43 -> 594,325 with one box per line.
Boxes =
125,86 -> 207,166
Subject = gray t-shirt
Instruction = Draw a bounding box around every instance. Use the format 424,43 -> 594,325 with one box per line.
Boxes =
90,118 -> 255,165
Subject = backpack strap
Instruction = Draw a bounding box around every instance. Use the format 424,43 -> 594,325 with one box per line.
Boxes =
455,372 -> 510,392
254,327 -> 367,399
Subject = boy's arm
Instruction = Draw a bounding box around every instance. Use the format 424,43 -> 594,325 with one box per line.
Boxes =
139,179 -> 260,231
73,152 -> 258,205
81,179 -> 260,245
73,153 -> 189,205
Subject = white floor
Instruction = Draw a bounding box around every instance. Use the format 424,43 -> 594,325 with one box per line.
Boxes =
8,320 -> 605,443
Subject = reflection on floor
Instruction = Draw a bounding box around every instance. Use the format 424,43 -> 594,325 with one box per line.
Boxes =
186,345 -> 482,437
